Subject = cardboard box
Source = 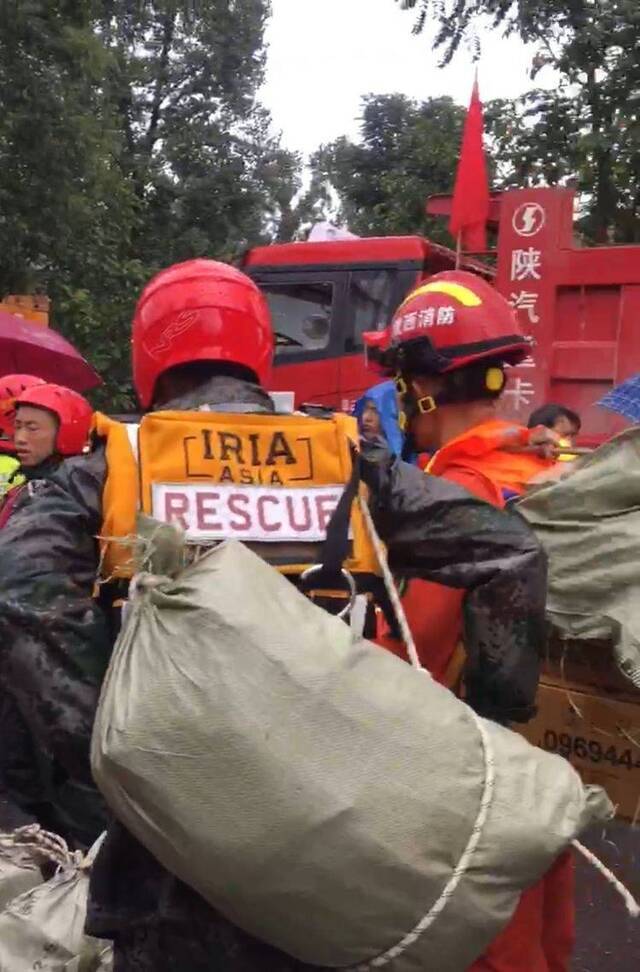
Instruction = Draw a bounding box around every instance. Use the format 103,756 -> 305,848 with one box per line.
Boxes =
518,680 -> 640,824
542,633 -> 640,701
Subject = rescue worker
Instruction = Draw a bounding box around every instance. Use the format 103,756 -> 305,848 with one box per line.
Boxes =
0,374 -> 46,500
0,259 -> 547,971
0,382 -> 93,527
528,403 -> 581,445
527,403 -> 581,471
364,269 -> 574,972
0,380 -> 93,832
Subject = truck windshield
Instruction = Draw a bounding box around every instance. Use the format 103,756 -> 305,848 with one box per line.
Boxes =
349,269 -> 402,350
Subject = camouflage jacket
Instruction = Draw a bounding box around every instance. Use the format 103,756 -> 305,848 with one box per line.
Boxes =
0,378 -> 547,969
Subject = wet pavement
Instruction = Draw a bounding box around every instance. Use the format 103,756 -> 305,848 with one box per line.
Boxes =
574,820 -> 640,971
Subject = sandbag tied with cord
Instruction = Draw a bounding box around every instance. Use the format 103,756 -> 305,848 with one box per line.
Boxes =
92,540 -> 614,972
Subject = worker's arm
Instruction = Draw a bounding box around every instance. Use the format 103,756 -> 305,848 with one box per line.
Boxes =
361,442 -> 546,723
0,450 -> 109,785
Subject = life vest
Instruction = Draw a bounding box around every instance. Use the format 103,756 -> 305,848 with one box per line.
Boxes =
427,419 -> 555,498
95,409 -> 380,591
0,453 -> 24,499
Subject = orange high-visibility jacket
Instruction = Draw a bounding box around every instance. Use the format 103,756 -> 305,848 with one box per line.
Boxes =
376,418 -> 574,972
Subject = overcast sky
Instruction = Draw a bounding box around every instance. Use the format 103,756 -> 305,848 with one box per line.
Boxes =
260,0 -> 542,156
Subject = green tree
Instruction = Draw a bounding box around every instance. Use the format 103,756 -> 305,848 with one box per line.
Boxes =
95,1 -> 301,259
0,0 -> 143,408
0,1 -> 301,408
397,0 -> 640,243
310,94 -> 468,242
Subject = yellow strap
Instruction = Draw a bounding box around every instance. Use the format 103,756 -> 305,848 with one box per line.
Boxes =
92,413 -> 139,578
442,641 -> 467,694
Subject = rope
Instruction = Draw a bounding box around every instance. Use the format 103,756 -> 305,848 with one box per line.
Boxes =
352,710 -> 496,970
0,824 -> 77,870
355,496 -> 496,967
357,494 -> 640,966
572,839 -> 640,917
0,826 -> 107,873
359,497 -> 425,673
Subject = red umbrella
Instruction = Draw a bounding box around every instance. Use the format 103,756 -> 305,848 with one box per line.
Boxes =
0,311 -> 101,392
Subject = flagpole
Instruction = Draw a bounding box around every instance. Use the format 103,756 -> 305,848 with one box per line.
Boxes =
456,231 -> 462,269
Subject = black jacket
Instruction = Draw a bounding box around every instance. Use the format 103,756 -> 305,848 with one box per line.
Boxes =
0,377 -> 546,968
360,437 -> 547,724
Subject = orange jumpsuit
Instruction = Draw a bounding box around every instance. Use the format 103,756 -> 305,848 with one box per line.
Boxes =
377,419 -> 574,972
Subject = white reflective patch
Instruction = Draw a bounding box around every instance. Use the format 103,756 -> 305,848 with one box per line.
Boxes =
269,391 -> 295,413
151,482 -> 347,543
126,423 -> 140,462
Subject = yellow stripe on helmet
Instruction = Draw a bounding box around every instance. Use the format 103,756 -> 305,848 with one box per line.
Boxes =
397,280 -> 483,313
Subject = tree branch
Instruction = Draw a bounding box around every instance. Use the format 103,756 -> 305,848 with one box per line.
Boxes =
142,9 -> 176,158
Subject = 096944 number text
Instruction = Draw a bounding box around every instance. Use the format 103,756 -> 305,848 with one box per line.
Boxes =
543,730 -> 640,771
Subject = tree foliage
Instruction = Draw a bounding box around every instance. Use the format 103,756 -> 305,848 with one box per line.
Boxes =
397,0 -> 640,243
0,0 -> 300,408
310,94 -> 468,242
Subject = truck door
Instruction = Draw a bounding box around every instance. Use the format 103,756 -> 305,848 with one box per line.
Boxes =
248,269 -> 346,407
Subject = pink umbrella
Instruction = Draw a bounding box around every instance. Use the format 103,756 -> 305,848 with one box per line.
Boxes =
0,311 -> 101,392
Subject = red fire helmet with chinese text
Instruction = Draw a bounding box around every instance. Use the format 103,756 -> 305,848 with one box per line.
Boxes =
363,271 -> 529,377
132,259 -> 274,409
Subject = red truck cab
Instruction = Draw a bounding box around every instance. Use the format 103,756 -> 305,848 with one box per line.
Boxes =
243,187 -> 640,445
242,236 -> 489,413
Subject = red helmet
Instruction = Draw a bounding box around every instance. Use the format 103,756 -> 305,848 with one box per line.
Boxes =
0,374 -> 47,438
132,259 -> 273,408
15,384 -> 93,456
364,271 -> 528,375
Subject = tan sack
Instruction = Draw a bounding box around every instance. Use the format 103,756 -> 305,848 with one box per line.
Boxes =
0,833 -> 110,972
92,540 -> 612,972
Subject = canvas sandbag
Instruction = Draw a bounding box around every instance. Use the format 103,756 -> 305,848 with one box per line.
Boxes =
518,427 -> 640,687
0,833 -> 110,972
63,943 -> 113,972
0,832 -> 42,909
92,541 -> 612,972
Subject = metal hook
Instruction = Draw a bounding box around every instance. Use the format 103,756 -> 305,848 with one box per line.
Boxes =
299,564 -> 357,620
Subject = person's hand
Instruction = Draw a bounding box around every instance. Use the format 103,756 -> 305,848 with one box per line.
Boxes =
528,424 -> 561,459
358,435 -> 395,497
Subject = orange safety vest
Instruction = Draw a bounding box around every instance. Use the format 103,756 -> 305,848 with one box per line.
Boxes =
93,409 -> 379,585
427,418 -> 555,497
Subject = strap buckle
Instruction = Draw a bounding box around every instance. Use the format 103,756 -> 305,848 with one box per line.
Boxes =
417,395 -> 437,414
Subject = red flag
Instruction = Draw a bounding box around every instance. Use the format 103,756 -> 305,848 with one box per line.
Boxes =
449,78 -> 490,253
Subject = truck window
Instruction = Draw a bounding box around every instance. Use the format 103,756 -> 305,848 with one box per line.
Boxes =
260,280 -> 334,356
347,268 -> 419,351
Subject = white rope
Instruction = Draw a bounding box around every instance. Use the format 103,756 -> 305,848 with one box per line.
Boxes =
350,709 -> 496,970
0,824 -> 77,869
0,826 -> 107,873
359,497 -> 426,673
354,497 -> 638,965
572,839 -> 640,917
354,497 -> 496,967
